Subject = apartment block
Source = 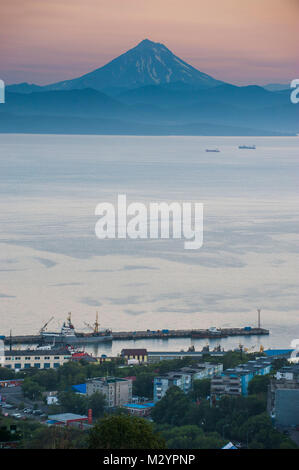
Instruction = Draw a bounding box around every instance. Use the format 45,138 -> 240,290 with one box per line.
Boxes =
86,377 -> 132,407
153,362 -> 223,402
211,357 -> 272,398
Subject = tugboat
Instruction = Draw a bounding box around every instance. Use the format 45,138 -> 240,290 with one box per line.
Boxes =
41,312 -> 112,344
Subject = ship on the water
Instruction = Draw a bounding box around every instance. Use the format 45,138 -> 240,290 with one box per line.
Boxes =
41,312 -> 112,344
238,145 -> 256,149
205,148 -> 220,152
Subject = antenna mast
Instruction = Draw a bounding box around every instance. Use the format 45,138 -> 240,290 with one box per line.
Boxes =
257,308 -> 261,329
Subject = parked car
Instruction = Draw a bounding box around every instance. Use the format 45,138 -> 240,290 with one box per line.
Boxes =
12,413 -> 22,419
23,408 -> 33,414
32,409 -> 42,415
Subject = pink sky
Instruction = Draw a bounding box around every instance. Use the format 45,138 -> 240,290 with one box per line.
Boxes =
1,0 -> 298,85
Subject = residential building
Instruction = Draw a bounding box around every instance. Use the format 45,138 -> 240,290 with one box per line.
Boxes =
153,363 -> 223,402
211,357 -> 272,398
4,349 -> 71,370
85,377 -> 133,407
154,372 -> 191,402
180,362 -> 223,380
121,349 -> 148,363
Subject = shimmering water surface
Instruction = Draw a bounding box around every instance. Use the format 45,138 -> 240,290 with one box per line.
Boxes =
0,134 -> 298,351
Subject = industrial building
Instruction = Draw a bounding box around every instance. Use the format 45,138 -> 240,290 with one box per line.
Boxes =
3,348 -> 71,370
148,349 -> 225,363
211,357 -> 272,398
268,365 -> 299,428
121,349 -> 148,363
47,413 -> 90,428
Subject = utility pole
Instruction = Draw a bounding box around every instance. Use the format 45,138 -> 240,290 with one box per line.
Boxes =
257,308 -> 261,329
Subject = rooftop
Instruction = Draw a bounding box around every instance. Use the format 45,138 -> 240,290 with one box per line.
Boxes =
121,349 -> 147,356
278,364 -> 299,374
5,348 -> 71,357
88,376 -> 131,384
48,413 -> 88,422
123,403 -> 155,409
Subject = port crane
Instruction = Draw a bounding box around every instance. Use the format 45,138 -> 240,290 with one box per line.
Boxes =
84,312 -> 100,334
39,316 -> 54,334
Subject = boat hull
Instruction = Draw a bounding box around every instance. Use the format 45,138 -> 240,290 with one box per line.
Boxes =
41,334 -> 113,344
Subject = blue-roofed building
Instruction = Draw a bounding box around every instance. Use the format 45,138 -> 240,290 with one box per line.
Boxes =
72,383 -> 87,394
264,349 -> 294,358
122,402 -> 155,417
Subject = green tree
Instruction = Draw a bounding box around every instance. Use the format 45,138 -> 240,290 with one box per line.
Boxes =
151,386 -> 193,426
57,390 -> 87,415
87,392 -> 106,419
158,424 -> 225,449
22,377 -> 44,400
133,372 -> 155,398
23,425 -> 88,449
88,414 -> 165,449
248,375 -> 270,395
0,367 -> 16,380
189,379 -> 211,401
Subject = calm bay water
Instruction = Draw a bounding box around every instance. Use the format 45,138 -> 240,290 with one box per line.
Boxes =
0,134 -> 298,351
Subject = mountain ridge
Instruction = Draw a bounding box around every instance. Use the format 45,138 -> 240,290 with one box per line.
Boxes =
8,39 -> 224,93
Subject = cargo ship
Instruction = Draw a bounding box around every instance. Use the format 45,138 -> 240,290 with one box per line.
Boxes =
41,313 -> 112,344
238,145 -> 256,149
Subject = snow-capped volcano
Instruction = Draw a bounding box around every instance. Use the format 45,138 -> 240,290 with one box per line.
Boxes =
45,39 -> 222,91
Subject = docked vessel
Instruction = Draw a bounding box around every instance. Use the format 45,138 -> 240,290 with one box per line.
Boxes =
41,312 -> 112,344
238,145 -> 256,149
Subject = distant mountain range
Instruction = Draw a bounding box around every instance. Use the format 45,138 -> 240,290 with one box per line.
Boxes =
2,40 -> 298,136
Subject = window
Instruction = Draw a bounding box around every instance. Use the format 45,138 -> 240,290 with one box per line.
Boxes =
44,357 -> 50,360
25,357 -> 31,360
14,364 -> 21,369
15,357 -> 21,360
5,357 -> 10,361
54,363 -> 60,368
34,363 -> 40,368
44,363 -> 50,369
34,357 -> 40,360
54,356 -> 60,360
24,364 -> 31,369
